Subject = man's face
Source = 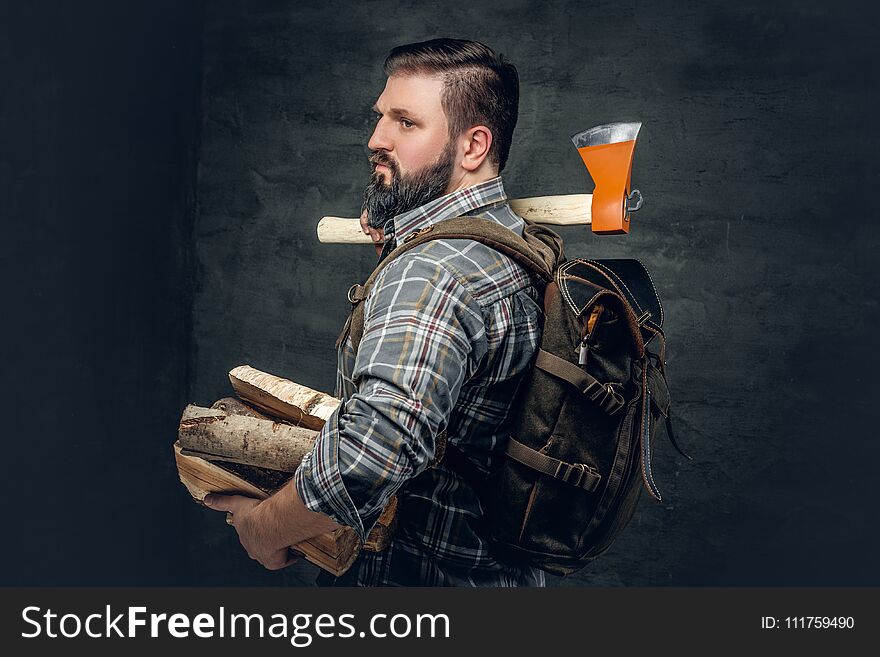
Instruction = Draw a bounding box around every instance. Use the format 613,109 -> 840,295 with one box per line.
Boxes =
362,73 -> 458,229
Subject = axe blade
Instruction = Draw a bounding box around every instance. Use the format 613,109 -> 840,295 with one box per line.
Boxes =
571,122 -> 643,235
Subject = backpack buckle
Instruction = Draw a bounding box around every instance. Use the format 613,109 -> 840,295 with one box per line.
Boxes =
554,461 -> 601,491
347,284 -> 366,304
601,384 -> 626,414
586,381 -> 625,415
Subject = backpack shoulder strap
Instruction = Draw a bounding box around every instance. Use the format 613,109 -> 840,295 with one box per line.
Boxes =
345,216 -> 564,352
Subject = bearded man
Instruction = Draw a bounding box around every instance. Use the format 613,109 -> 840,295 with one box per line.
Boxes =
205,38 -> 545,587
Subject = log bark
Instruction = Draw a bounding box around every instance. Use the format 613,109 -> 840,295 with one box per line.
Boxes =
178,405 -> 317,473
362,495 -> 398,552
181,404 -> 225,421
211,396 -> 273,420
228,365 -> 340,430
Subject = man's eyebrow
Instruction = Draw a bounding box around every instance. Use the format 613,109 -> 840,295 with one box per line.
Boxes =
372,104 -> 422,121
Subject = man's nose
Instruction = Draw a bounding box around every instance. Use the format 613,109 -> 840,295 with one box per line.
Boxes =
368,117 -> 392,153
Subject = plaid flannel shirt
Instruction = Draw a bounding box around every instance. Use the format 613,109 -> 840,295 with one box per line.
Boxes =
294,176 -> 545,586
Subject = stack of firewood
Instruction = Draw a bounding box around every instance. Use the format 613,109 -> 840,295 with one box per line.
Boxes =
174,365 -> 396,576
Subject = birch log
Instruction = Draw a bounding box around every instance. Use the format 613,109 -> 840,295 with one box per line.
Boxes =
178,405 -> 317,473
211,396 -> 273,419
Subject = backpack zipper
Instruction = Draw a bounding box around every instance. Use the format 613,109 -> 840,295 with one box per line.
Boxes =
578,304 -> 604,365
578,336 -> 589,365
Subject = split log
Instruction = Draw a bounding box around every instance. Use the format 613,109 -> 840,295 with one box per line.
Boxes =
178,404 -> 317,473
175,390 -> 397,576
228,365 -> 340,430
362,495 -> 398,552
174,443 -> 361,576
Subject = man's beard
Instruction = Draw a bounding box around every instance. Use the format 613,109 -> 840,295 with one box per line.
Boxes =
362,141 -> 457,230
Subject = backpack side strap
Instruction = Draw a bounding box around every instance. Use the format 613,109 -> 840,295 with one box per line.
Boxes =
534,349 -> 626,415
505,438 -> 602,492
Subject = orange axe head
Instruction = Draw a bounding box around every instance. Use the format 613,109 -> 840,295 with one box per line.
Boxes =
571,122 -> 643,235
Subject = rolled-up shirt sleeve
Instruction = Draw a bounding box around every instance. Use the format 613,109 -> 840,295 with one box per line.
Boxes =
294,250 -> 488,541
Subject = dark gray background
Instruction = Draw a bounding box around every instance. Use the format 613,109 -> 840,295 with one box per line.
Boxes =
2,0 -> 877,586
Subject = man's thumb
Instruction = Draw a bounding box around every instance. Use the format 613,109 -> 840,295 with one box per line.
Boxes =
201,493 -> 245,514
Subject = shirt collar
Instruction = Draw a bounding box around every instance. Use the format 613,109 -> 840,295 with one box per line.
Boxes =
389,176 -> 517,248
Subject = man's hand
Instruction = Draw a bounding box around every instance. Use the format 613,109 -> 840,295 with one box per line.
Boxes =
203,480 -> 342,571
360,209 -> 384,257
203,494 -> 298,570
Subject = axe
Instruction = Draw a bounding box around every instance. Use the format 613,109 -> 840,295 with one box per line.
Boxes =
316,121 -> 644,243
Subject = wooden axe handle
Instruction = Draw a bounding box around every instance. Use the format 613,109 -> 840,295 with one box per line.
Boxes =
316,193 -> 593,244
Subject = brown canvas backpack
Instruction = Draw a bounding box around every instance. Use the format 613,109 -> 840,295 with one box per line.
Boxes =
343,215 -> 691,576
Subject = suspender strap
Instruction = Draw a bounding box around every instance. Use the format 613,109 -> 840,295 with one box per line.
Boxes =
505,438 -> 602,492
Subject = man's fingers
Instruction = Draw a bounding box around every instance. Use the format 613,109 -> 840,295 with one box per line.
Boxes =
267,551 -> 301,571
278,556 -> 300,569
361,210 -> 387,248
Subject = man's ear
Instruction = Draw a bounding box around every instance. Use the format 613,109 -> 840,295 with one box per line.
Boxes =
459,125 -> 494,172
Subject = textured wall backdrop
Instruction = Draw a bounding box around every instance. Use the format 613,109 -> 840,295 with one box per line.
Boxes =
1,1 -> 201,585
188,0 -> 880,586
3,0 -> 876,588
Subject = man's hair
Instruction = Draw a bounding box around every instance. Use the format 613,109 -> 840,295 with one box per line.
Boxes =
383,38 -> 519,172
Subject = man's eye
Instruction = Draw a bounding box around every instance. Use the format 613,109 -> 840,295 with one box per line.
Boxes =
400,118 -> 414,129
